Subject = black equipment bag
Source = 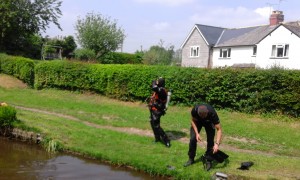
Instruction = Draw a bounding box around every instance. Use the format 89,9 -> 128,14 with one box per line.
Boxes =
205,150 -> 229,163
211,150 -> 229,163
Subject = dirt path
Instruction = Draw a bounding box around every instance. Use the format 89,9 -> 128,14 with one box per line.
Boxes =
15,105 -> 282,157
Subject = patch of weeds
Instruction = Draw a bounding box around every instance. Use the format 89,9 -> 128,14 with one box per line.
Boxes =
42,137 -> 63,153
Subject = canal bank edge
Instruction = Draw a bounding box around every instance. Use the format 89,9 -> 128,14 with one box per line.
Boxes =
0,127 -> 42,144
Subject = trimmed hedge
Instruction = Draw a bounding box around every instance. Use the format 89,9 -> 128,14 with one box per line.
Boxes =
33,60 -> 300,117
1,54 -> 300,117
0,53 -> 35,86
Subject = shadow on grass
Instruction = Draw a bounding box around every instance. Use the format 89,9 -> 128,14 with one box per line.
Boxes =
165,130 -> 187,140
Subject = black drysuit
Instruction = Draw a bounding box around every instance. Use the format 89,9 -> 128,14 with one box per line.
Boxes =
149,81 -> 170,145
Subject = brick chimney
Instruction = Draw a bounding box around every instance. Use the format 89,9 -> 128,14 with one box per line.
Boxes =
269,10 -> 284,25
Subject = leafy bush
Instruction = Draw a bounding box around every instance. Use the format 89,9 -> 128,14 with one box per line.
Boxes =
0,105 -> 17,128
74,48 -> 96,61
98,52 -> 142,64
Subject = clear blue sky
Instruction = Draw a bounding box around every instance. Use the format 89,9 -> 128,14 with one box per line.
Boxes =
44,0 -> 300,53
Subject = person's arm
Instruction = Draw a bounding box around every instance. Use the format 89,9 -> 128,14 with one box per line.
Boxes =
191,118 -> 201,142
213,123 -> 222,153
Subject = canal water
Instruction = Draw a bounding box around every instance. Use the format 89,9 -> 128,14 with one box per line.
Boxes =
0,137 -> 161,180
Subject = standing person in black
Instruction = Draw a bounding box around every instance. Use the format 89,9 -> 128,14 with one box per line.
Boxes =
184,103 -> 222,170
148,77 -> 171,148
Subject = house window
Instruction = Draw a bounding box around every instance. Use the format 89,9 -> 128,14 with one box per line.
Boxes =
219,48 -> 231,58
190,46 -> 200,57
253,46 -> 257,56
271,44 -> 289,58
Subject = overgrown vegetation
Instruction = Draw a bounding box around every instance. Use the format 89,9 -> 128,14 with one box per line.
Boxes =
42,137 -> 63,153
0,104 -> 17,132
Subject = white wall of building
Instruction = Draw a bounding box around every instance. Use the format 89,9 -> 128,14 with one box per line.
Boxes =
256,26 -> 300,69
212,46 -> 256,68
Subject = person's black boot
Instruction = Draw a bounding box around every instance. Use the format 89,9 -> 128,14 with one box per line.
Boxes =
161,134 -> 170,148
165,141 -> 171,148
205,161 -> 213,171
184,158 -> 194,167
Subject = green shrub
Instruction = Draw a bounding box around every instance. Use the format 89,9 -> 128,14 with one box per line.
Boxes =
0,105 -> 17,128
74,48 -> 96,61
0,55 -> 35,86
98,52 -> 142,64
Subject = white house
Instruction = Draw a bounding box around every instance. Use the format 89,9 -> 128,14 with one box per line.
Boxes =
181,11 -> 300,69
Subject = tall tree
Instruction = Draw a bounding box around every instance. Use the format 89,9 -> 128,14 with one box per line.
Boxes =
62,36 -> 77,58
75,12 -> 125,58
0,0 -> 62,56
172,49 -> 182,66
142,40 -> 174,65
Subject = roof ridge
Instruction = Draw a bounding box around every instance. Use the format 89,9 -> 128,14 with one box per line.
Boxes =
196,23 -> 271,31
196,24 -> 225,29
227,24 -> 269,30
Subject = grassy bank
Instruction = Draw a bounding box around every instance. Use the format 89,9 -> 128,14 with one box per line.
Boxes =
1,74 -> 299,179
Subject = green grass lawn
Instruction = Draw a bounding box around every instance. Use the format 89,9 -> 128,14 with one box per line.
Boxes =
1,74 -> 299,179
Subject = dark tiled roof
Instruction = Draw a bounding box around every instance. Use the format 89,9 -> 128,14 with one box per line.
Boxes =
215,25 -> 277,47
195,24 -> 225,46
283,21 -> 300,37
194,21 -> 300,48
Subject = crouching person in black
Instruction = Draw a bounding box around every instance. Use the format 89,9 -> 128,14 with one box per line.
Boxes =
184,103 -> 223,171
148,77 -> 171,148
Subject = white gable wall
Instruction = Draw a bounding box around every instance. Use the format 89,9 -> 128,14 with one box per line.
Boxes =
256,25 -> 300,69
212,46 -> 256,68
